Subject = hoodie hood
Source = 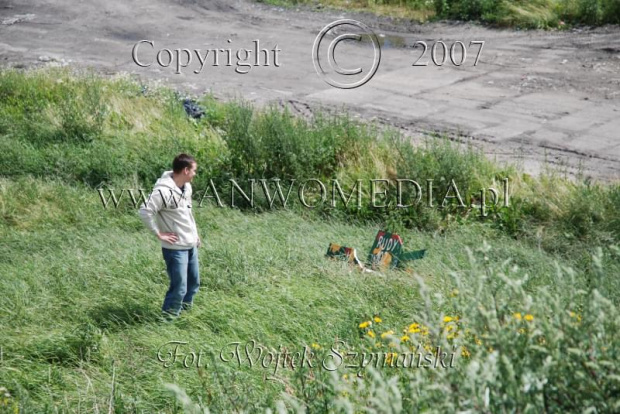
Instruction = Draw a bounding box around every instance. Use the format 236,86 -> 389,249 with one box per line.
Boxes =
152,170 -> 193,205
154,171 -> 185,194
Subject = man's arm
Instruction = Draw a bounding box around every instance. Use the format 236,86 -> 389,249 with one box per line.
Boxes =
138,188 -> 178,244
138,190 -> 161,236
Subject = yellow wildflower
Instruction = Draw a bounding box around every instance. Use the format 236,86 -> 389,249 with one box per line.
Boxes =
311,343 -> 321,350
367,330 -> 376,338
381,330 -> 395,339
475,338 -> 482,346
513,312 -> 522,320
407,323 -> 430,335
450,289 -> 459,297
518,328 -> 526,335
524,314 -> 534,322
373,316 -> 382,323
461,346 -> 471,358
443,316 -> 453,323
359,321 -> 372,329
401,335 -> 410,342
407,323 -> 420,333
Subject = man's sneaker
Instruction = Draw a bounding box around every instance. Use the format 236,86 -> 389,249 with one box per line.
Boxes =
181,302 -> 193,312
159,310 -> 179,322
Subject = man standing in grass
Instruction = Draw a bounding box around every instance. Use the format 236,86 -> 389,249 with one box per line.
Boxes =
139,153 -> 201,319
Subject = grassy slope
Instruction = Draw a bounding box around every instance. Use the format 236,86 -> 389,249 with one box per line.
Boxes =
0,177 -> 567,412
1,68 -> 619,412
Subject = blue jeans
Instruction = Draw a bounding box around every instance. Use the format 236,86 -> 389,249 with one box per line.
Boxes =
161,247 -> 200,316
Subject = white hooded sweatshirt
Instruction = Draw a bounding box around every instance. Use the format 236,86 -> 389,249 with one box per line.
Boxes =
138,171 -> 199,250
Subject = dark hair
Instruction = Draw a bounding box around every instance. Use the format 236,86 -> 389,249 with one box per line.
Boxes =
172,153 -> 196,173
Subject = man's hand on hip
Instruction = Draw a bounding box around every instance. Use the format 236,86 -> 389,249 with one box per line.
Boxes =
157,232 -> 178,244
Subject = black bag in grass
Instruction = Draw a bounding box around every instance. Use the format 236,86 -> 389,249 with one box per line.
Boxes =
183,99 -> 205,119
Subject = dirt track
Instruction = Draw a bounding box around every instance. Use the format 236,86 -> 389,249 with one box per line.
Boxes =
1,0 -> 619,181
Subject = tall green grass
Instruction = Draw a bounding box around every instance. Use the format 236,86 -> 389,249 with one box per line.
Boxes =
170,243 -> 620,412
2,176 -> 618,412
1,68 -> 619,412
